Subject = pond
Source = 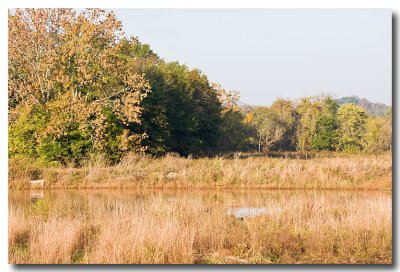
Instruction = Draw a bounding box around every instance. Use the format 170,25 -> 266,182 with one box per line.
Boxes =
10,189 -> 391,219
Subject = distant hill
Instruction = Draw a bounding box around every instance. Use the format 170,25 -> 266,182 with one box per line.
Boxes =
336,96 -> 390,116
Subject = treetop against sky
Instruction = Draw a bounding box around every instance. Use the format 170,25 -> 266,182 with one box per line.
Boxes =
111,9 -> 391,106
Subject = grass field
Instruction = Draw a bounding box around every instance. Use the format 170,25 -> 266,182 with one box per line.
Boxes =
9,153 -> 392,190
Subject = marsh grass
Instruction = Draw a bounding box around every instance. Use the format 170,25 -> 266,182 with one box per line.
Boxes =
8,190 -> 392,264
9,153 -> 392,190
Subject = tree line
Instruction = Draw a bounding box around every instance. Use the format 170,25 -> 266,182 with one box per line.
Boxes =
8,9 -> 392,165
243,97 -> 392,154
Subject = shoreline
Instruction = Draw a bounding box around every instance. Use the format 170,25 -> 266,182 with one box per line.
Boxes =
9,175 -> 393,191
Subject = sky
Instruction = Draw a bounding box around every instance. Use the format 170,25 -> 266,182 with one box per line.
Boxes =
112,9 -> 392,106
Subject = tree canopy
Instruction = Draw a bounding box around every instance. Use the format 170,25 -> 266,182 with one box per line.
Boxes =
8,9 -> 392,165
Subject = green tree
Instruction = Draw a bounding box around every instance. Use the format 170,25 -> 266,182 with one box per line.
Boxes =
217,110 -> 252,152
130,58 -> 223,156
337,104 -> 367,152
214,85 -> 253,152
247,99 -> 296,153
384,107 -> 392,150
9,104 -> 49,158
311,97 -> 339,151
296,97 -> 323,151
269,99 -> 297,151
363,112 -> 391,153
9,9 -> 150,164
250,107 -> 285,152
363,118 -> 385,152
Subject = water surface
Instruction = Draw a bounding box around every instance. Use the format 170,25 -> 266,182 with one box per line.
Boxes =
9,189 -> 391,220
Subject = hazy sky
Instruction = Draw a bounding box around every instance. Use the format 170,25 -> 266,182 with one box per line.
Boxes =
113,9 -> 392,106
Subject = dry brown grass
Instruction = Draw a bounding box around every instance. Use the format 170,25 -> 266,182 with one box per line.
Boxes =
8,190 -> 392,264
9,153 -> 392,190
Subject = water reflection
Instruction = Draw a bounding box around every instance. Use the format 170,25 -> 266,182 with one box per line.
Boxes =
29,190 -> 44,204
227,207 -> 282,218
9,189 -> 391,219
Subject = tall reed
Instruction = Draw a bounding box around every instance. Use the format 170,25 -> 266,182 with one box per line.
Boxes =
9,190 -> 392,264
9,153 -> 392,190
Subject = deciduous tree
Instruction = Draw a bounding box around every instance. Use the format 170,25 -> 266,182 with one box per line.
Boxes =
337,104 -> 367,152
